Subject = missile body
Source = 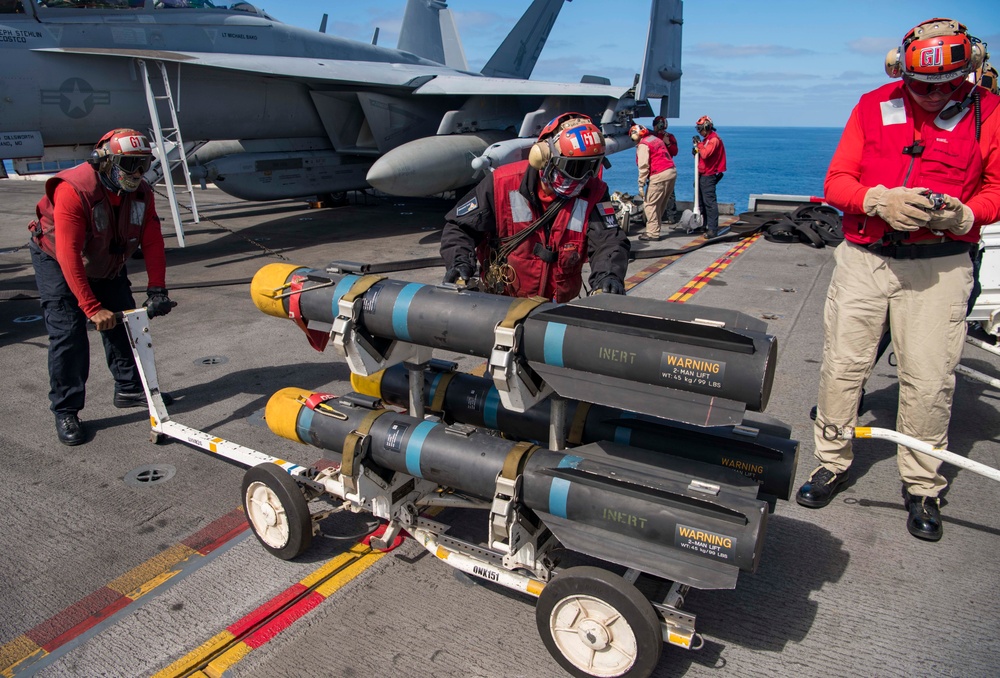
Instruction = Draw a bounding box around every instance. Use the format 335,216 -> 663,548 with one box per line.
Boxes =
251,264 -> 778,425
366,131 -> 513,196
267,387 -> 768,590
353,362 -> 799,500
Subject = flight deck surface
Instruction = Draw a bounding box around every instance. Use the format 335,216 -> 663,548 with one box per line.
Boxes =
1,182 -> 998,677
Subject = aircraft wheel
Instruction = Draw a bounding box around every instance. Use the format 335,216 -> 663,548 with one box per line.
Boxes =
536,566 -> 662,678
242,463 -> 312,560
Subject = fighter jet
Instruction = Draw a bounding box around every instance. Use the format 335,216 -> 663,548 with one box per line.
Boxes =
0,0 -> 682,205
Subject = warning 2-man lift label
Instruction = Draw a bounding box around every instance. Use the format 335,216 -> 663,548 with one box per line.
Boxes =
675,524 -> 737,561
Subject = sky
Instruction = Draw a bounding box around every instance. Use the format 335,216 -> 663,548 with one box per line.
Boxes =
260,0 -> 1000,128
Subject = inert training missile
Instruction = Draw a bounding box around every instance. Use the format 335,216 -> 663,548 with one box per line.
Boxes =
351,361 -> 799,500
251,264 -> 778,427
266,387 -> 768,590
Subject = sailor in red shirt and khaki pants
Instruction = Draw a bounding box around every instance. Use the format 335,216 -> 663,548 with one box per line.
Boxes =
797,18 -> 1000,541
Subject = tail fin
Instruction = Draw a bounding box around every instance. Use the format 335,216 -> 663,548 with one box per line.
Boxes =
636,0 -> 684,118
481,0 -> 565,79
397,0 -> 468,70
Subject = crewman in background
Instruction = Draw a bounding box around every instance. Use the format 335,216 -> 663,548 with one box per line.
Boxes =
652,116 -> 680,224
798,18 -> 1000,541
28,128 -> 175,446
440,112 -> 629,301
631,123 -> 677,242
694,115 -> 728,237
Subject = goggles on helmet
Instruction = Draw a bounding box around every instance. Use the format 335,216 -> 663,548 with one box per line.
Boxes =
112,154 -> 152,174
903,75 -> 965,97
548,154 -> 602,182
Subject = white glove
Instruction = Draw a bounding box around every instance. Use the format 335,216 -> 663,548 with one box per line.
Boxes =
638,186 -> 646,201
862,185 -> 933,231
928,194 -> 975,235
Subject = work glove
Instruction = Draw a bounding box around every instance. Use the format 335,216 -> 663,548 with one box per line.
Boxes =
144,286 -> 176,318
638,186 -> 646,201
927,194 -> 975,236
590,276 -> 625,296
862,185 -> 933,232
443,262 -> 474,285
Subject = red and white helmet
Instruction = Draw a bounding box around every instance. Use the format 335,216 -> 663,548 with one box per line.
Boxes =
529,112 -> 605,182
886,18 -> 985,83
628,124 -> 649,141
93,128 -> 153,192
695,116 -> 714,134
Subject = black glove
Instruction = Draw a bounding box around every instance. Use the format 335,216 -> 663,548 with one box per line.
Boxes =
692,135 -> 700,144
144,286 -> 176,318
590,276 -> 625,295
443,262 -> 474,285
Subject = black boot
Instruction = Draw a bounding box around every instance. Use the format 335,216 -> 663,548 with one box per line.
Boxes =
903,488 -> 943,541
55,413 -> 86,446
114,390 -> 174,409
796,467 -> 850,508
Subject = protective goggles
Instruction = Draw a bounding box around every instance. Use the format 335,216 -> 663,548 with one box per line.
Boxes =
903,76 -> 964,96
550,155 -> 602,181
112,154 -> 152,174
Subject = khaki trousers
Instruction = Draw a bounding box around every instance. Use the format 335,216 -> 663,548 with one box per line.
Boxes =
813,241 -> 972,496
642,168 -> 676,238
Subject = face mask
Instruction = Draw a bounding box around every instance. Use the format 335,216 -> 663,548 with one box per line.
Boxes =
108,163 -> 142,192
545,167 -> 586,198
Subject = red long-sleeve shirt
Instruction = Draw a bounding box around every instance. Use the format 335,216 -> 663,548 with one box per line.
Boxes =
825,91 -> 1000,226
52,182 -> 166,318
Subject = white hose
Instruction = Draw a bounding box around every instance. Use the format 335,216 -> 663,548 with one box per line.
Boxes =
842,426 -> 1000,483
956,363 -> 1000,389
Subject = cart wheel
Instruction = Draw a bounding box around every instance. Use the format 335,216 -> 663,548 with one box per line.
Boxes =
242,463 -> 312,560
536,566 -> 662,678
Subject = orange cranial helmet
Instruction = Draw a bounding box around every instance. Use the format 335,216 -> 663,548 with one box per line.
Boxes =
528,112 -> 605,181
629,124 -> 649,141
695,116 -> 714,134
885,18 -> 986,83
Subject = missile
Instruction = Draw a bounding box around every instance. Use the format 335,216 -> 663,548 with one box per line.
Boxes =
351,361 -> 799,501
189,150 -> 374,202
469,132 -> 635,173
251,263 -> 778,426
366,131 -> 513,196
266,387 -> 769,590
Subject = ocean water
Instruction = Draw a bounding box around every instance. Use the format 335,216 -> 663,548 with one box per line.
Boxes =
603,126 -> 844,213
3,127 -> 843,211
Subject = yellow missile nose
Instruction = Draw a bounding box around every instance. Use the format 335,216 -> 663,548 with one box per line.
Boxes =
250,263 -> 308,318
265,387 -> 314,443
350,370 -> 385,398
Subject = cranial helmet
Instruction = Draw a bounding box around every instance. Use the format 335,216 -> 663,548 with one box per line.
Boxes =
885,18 -> 986,83
528,112 -> 605,182
695,115 -> 714,134
90,128 -> 153,192
972,62 -> 998,95
629,124 -> 649,141
652,116 -> 667,133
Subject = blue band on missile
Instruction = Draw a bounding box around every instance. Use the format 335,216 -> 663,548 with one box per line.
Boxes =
405,420 -> 437,478
331,275 -> 361,318
296,406 -> 315,446
614,411 -> 636,445
543,323 -> 567,367
549,454 -> 583,518
485,387 -> 500,429
392,283 -> 422,341
428,372 -> 443,408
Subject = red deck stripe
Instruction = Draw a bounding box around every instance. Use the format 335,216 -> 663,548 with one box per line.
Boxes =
227,583 -> 309,638
24,586 -> 125,650
181,509 -> 248,553
241,591 -> 326,649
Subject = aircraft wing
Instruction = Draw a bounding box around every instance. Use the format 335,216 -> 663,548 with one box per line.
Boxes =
33,47 -> 456,89
34,47 -> 631,98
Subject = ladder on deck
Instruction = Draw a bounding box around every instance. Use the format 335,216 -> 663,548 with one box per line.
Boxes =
137,59 -> 200,247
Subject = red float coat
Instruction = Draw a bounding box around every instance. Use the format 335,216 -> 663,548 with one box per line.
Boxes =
29,164 -> 165,317
696,131 -> 726,175
827,81 -> 1000,245
636,135 -> 675,179
491,160 -> 606,302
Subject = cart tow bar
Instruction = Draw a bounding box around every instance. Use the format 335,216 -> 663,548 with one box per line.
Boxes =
825,425 -> 1000,484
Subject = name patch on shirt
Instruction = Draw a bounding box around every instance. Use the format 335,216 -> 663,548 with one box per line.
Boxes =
597,201 -> 618,228
456,196 -> 478,217
880,98 -> 907,126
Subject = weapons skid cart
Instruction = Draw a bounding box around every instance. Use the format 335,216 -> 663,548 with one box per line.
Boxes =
123,262 -> 800,678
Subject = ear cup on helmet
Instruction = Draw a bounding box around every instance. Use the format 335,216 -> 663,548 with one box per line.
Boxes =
885,47 -> 903,78
528,141 -> 551,171
970,41 -> 986,71
88,146 -> 109,171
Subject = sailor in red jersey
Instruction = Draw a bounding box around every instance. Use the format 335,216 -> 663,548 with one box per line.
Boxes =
440,113 -> 629,301
28,129 -> 175,446
631,123 -> 677,241
652,116 -> 680,224
797,19 -> 1000,542
693,116 -> 728,237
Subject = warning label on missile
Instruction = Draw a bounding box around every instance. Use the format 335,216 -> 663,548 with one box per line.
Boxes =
384,421 -> 409,453
675,524 -> 736,561
660,352 -> 725,390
